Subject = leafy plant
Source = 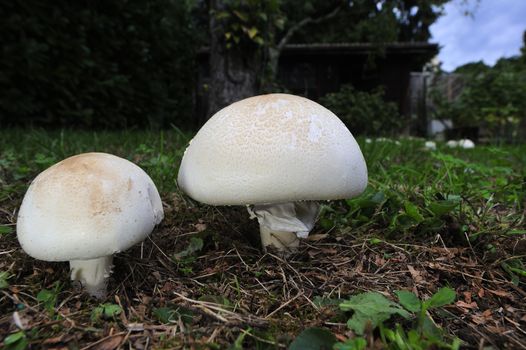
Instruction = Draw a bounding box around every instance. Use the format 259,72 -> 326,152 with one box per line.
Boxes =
36,282 -> 61,315
430,56 -> 526,142
288,327 -> 336,350
91,303 -> 123,322
173,237 -> 205,275
0,225 -> 13,235
320,85 -> 403,136
333,337 -> 367,350
153,306 -> 194,325
173,237 -> 204,260
333,288 -> 459,349
0,271 -> 12,289
214,0 -> 284,50
501,259 -> 526,285
3,331 -> 28,350
339,292 -> 410,335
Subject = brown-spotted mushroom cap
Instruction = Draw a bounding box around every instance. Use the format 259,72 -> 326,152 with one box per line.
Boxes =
178,93 -> 367,205
17,152 -> 163,297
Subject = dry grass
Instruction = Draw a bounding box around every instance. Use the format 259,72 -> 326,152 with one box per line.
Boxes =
1,192 -> 526,349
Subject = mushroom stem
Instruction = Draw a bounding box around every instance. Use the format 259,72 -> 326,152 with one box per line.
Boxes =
70,256 -> 113,298
248,201 -> 320,252
259,226 -> 300,252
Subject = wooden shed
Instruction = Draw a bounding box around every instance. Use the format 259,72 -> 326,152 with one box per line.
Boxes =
196,42 -> 438,125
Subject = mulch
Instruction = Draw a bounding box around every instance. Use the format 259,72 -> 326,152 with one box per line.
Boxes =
1,193 -> 526,349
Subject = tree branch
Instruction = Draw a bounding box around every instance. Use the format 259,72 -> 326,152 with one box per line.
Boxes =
277,3 -> 343,51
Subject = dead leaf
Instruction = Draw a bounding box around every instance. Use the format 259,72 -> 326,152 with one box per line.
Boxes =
482,309 -> 492,317
127,323 -> 144,332
486,325 -> 506,334
92,335 -> 125,350
307,250 -> 319,258
161,281 -> 177,293
463,291 -> 472,304
407,265 -> 423,283
374,255 -> 386,266
471,315 -> 487,325
320,247 -> 337,254
456,300 -> 478,310
194,222 -> 207,232
306,234 -> 328,241
334,333 -> 347,342
471,309 -> 493,325
42,335 -> 67,344
487,289 -> 512,298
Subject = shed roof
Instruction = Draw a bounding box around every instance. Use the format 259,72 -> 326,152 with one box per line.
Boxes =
281,42 -> 438,55
198,42 -> 438,56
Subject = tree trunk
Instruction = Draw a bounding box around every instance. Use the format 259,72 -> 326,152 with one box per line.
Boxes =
208,0 -> 260,117
262,4 -> 343,92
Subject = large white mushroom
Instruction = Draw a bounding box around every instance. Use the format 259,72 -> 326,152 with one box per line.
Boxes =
17,153 -> 164,298
177,93 -> 367,252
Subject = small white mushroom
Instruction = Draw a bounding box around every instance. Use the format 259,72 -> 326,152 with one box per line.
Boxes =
17,153 -> 163,298
424,141 -> 436,150
177,94 -> 367,252
446,140 -> 458,148
458,139 -> 475,149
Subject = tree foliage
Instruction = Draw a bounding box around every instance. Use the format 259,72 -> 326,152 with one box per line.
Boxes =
291,0 -> 450,44
431,50 -> 526,141
203,0 -> 452,113
0,0 -> 196,128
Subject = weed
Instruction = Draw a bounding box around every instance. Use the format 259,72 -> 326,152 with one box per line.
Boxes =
91,303 -> 123,322
36,282 -> 61,316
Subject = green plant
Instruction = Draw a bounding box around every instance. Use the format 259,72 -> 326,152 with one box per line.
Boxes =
320,85 -> 403,136
288,327 -> 336,350
0,225 -> 13,235
152,306 -> 194,324
0,271 -> 12,289
333,337 -> 367,350
334,288 -> 459,350
339,292 -> 410,335
3,331 -> 28,350
173,237 -> 205,275
36,282 -> 61,315
91,303 -> 123,322
430,57 -> 526,142
214,0 -> 284,50
0,1 -> 196,128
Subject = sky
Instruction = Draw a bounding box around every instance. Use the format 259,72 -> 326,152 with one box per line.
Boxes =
430,0 -> 526,72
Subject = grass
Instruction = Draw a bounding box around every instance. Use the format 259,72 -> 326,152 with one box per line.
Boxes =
0,128 -> 525,349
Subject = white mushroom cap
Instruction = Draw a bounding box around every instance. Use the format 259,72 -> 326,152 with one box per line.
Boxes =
424,141 -> 436,150
446,140 -> 458,148
458,139 -> 475,149
17,153 -> 164,262
178,93 -> 368,205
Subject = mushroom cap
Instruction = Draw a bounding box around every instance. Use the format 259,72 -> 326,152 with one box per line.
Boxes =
446,140 -> 458,148
458,139 -> 475,149
425,141 -> 436,150
178,93 -> 368,205
17,153 -> 164,261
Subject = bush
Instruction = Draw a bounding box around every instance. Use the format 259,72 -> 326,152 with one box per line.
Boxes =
0,1 -> 196,128
320,85 -> 402,136
430,58 -> 526,141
